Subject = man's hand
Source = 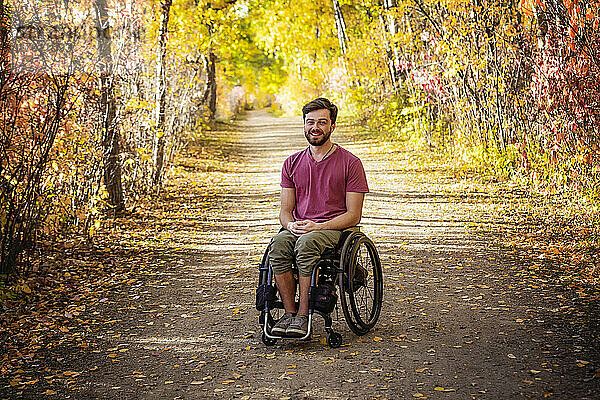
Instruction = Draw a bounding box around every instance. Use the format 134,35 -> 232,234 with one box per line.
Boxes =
287,220 -> 321,235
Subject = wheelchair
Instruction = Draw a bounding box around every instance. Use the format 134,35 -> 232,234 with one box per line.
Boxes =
256,227 -> 383,348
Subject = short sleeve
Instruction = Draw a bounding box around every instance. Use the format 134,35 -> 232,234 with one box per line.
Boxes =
346,158 -> 369,193
281,158 -> 295,188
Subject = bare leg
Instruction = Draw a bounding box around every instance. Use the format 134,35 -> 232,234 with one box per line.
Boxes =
274,271 -> 296,314
297,276 -> 311,316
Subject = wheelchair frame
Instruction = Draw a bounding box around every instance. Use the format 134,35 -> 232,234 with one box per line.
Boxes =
256,227 -> 383,348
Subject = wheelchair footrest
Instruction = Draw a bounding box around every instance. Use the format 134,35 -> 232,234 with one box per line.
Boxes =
263,314 -> 314,341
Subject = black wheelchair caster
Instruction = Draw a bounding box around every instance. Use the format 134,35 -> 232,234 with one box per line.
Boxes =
262,332 -> 277,346
327,332 -> 342,348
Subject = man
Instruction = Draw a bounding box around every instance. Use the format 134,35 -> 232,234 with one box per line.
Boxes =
268,97 -> 369,337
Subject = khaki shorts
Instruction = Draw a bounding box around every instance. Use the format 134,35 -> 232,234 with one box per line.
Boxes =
268,229 -> 342,277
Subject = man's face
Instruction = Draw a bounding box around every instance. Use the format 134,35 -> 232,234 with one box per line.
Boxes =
304,109 -> 335,146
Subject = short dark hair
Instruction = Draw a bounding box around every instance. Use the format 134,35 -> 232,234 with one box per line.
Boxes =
302,97 -> 338,124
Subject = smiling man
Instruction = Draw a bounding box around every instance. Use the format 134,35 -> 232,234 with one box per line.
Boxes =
268,97 -> 369,337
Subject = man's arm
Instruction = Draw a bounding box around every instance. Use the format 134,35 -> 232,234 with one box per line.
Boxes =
291,192 -> 365,234
279,187 -> 296,230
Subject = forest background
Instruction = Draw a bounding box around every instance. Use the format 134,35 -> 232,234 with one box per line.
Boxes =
1,0 -> 599,286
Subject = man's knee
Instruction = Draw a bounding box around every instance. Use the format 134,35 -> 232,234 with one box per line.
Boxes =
268,230 -> 297,275
294,233 -> 319,253
294,230 -> 341,277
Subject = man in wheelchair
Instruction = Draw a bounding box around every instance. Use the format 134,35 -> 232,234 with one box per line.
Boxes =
268,97 -> 369,338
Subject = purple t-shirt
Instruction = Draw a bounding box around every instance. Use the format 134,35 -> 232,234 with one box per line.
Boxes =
281,145 -> 369,223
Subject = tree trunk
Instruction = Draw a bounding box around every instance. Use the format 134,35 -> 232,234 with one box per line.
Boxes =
379,0 -> 401,90
332,0 -> 348,56
332,0 -> 353,81
94,0 -> 124,211
152,0 -> 172,187
201,50 -> 217,120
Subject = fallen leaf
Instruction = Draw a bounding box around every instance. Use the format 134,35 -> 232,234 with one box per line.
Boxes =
277,372 -> 291,380
434,387 -> 456,392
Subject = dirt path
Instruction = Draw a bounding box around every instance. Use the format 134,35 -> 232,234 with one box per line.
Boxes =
3,110 -> 599,399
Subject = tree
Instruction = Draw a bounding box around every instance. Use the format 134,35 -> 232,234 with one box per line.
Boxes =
201,50 -> 217,120
152,0 -> 172,187
94,0 -> 124,212
332,0 -> 349,63
0,0 -> 76,273
380,0 -> 402,90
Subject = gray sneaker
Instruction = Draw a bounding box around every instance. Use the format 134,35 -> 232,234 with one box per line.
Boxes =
271,313 -> 294,336
286,315 -> 308,337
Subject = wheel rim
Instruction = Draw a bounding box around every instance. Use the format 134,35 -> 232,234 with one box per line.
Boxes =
347,236 -> 383,332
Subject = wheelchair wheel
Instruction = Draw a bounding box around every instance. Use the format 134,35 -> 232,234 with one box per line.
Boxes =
327,332 -> 343,348
339,234 -> 383,335
262,332 -> 277,346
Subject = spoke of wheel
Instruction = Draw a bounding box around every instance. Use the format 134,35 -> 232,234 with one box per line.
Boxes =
354,244 -> 370,321
364,279 -> 374,301
360,286 -> 371,313
357,289 -> 366,314
361,288 -> 372,318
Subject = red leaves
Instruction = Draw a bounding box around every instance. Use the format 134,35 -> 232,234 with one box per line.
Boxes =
531,6 -> 600,190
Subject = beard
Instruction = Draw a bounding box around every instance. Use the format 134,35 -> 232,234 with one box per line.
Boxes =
304,127 -> 332,147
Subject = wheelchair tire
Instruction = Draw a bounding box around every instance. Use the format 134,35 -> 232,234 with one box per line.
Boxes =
339,234 -> 383,335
